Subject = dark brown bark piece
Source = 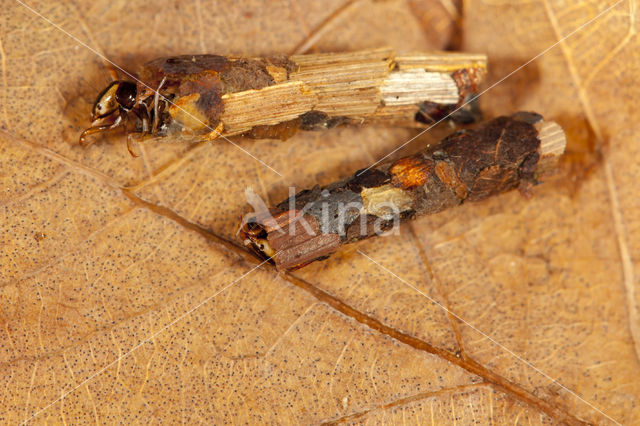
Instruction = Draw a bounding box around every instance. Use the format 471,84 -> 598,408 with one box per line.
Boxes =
240,113 -> 566,270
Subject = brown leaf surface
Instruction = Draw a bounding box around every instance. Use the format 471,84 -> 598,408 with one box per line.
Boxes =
1,0 -> 639,423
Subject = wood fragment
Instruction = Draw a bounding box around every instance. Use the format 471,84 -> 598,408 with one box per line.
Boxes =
240,113 -> 566,270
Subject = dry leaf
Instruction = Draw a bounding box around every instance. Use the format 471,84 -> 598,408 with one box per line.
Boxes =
1,0 -> 639,424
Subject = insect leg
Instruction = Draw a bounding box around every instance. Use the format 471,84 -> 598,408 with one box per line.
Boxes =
125,107 -> 153,157
152,76 -> 167,134
126,133 -> 140,157
105,63 -> 119,81
78,115 -> 123,146
79,125 -> 113,146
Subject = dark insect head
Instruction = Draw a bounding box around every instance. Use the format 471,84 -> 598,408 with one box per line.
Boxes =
115,81 -> 137,110
239,218 -> 276,261
80,80 -> 140,148
91,80 -> 138,121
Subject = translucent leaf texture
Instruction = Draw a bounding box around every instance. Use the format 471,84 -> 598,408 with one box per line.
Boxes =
1,0 -> 638,423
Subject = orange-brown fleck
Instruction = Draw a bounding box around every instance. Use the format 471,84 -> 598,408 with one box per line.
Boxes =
434,161 -> 468,199
169,93 -> 209,131
452,67 -> 486,98
390,155 -> 433,189
265,65 -> 288,83
246,118 -> 301,140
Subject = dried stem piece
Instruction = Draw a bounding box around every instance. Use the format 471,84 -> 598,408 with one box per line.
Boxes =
80,49 -> 487,146
240,112 -> 566,270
